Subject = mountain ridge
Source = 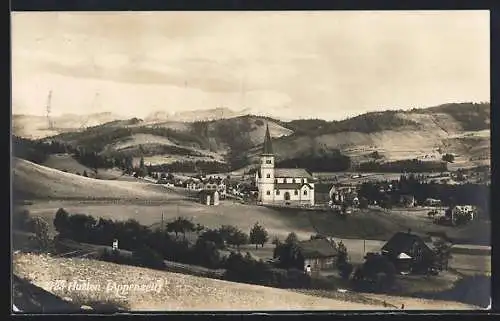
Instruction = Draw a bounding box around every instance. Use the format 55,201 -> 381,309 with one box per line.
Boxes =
12,102 -> 490,172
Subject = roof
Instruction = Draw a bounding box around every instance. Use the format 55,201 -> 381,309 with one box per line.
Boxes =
297,238 -> 338,258
314,183 -> 334,193
397,252 -> 412,259
262,123 -> 274,155
275,183 -> 314,190
275,168 -> 313,179
381,232 -> 432,256
198,190 -> 219,196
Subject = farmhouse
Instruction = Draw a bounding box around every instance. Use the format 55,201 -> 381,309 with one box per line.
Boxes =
381,231 -> 435,274
256,124 -> 315,206
297,238 -> 338,274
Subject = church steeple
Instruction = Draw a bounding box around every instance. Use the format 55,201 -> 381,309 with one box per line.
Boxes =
262,123 -> 273,155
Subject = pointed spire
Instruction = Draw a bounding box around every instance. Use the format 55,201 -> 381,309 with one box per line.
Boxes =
262,123 -> 274,155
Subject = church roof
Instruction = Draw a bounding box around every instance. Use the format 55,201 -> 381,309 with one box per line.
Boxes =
262,123 -> 274,155
275,183 -> 314,190
275,168 -> 313,179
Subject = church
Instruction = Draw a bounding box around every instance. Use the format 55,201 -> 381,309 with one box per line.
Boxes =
255,124 -> 315,206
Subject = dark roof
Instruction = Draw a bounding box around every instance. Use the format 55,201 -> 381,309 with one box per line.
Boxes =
297,238 -> 338,258
381,232 -> 432,256
275,183 -> 314,190
262,123 -> 274,155
198,190 -> 219,196
315,183 -> 334,193
275,168 -> 313,179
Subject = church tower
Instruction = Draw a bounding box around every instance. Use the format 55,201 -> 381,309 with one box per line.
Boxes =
258,123 -> 275,203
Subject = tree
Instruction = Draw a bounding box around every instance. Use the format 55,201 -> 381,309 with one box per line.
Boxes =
132,245 -> 166,270
285,232 -> 299,245
249,222 -> 269,249
166,217 -> 195,239
227,229 -> 249,251
195,223 -> 206,235
337,241 -> 348,266
29,216 -> 51,251
83,170 -> 88,177
53,208 -> 70,235
139,156 -> 146,177
433,239 -> 452,271
442,153 -> 455,163
199,229 -> 225,249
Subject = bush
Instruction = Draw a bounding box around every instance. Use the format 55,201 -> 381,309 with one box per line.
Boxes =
132,245 -> 166,270
442,153 -> 455,163
28,216 -> 52,251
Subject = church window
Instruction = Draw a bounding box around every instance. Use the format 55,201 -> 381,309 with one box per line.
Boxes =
274,179 -> 277,184
276,190 -> 280,195
266,173 -> 271,178
266,159 -> 272,164
303,190 -> 307,196
294,190 -> 298,195
266,191 -> 271,195
301,178 -> 304,184
292,179 -> 296,183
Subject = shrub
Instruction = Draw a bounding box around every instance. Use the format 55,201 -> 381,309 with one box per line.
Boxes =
442,153 -> 455,163
132,245 -> 166,270
28,216 -> 52,251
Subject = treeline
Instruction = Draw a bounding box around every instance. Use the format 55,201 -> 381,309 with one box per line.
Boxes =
277,154 -> 351,172
284,111 -> 419,137
356,159 -> 447,173
151,160 -> 230,174
12,136 -> 68,164
52,210 -> 342,290
418,102 -> 490,132
358,175 -> 490,217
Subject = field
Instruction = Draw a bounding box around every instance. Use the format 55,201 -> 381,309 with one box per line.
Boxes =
13,253 -> 394,311
12,158 -> 185,200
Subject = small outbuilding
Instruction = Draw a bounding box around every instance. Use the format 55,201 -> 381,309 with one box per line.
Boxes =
199,190 -> 220,206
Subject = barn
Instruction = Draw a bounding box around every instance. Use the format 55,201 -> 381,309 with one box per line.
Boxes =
297,238 -> 338,275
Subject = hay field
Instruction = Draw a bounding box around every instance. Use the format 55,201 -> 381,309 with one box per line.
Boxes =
12,158 -> 184,200
13,253 -> 392,311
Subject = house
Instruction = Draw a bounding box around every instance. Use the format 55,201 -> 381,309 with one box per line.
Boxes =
424,198 -> 442,206
329,185 -> 358,206
199,190 -> 220,206
186,178 -> 202,190
296,238 -> 338,274
381,231 -> 436,274
255,124 -> 315,206
399,195 -> 416,207
450,205 -> 475,222
314,183 -> 334,205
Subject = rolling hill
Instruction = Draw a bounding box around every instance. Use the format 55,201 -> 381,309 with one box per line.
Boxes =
12,102 -> 490,172
13,253 -> 478,310
12,158 -> 184,201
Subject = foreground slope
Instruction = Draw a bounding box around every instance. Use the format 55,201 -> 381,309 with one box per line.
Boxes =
13,253 -> 478,311
12,158 -> 183,201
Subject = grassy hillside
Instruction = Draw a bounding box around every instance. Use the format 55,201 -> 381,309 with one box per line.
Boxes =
14,253 -> 477,310
12,158 -> 184,201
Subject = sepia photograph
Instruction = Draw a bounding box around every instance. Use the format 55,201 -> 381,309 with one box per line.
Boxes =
11,10 -> 491,312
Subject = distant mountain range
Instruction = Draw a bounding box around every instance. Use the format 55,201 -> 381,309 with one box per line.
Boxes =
12,102 -> 490,172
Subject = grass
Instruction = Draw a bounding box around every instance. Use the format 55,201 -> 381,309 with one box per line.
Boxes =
13,252 -> 393,311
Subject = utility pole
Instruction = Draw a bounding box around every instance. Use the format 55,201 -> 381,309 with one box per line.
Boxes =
46,90 -> 53,130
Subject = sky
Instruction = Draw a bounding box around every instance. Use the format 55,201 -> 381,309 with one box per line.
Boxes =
11,11 -> 490,121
